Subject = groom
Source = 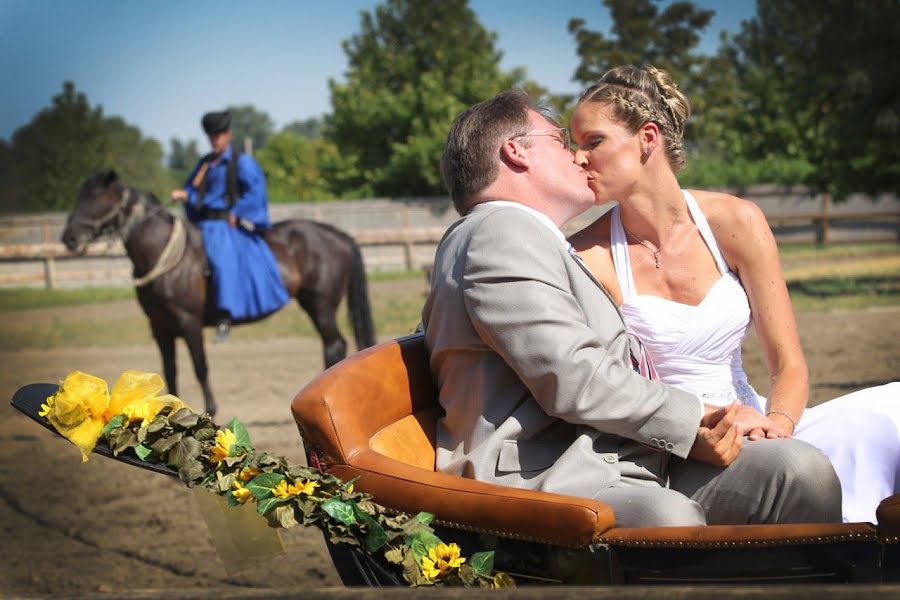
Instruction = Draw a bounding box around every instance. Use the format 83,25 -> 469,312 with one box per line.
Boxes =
421,89 -> 841,527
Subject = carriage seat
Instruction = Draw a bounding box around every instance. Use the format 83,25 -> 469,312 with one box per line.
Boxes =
291,333 -> 895,581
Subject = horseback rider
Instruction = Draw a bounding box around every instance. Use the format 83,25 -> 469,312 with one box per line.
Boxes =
170,110 -> 289,342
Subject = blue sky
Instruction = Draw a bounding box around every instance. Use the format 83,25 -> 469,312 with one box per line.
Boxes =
0,0 -> 755,149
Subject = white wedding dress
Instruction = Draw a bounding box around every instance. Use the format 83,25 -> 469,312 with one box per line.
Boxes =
608,191 -> 899,523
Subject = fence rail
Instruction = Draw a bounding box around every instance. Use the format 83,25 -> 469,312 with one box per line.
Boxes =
0,226 -> 452,288
1,196 -> 897,289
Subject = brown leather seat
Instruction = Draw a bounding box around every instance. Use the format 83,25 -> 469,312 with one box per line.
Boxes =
292,332 -> 894,583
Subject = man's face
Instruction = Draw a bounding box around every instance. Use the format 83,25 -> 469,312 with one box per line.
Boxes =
523,111 -> 595,221
208,130 -> 232,155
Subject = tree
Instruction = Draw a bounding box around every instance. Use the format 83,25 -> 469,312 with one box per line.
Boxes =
327,0 -> 521,197
256,131 -> 340,201
567,1 -> 731,156
569,0 -> 713,84
723,0 -> 900,197
226,104 -> 274,153
283,117 -> 323,139
168,138 -> 200,171
1,82 -> 169,213
167,137 -> 201,187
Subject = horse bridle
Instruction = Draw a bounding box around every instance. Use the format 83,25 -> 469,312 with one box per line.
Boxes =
69,186 -> 163,242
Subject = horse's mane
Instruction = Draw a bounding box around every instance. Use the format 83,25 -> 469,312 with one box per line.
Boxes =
141,191 -> 162,207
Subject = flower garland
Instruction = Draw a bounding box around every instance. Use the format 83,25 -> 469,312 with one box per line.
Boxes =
38,370 -> 515,589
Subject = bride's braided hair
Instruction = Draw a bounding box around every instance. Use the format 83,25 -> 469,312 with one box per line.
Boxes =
579,65 -> 691,171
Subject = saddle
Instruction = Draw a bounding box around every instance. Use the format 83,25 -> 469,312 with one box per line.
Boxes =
292,332 -> 900,585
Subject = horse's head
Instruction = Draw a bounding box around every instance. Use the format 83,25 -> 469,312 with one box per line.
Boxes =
62,169 -> 126,254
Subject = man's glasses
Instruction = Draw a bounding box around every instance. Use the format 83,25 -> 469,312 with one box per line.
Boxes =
510,127 -> 574,152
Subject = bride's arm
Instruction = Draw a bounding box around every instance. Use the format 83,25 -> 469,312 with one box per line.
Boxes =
703,193 -> 808,437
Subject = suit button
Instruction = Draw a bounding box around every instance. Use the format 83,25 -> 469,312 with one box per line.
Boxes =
603,455 -> 617,464
665,442 -> 674,451
657,439 -> 666,448
650,437 -> 659,445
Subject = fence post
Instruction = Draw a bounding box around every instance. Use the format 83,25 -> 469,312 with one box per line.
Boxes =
402,204 -> 415,271
42,222 -> 55,289
815,193 -> 831,245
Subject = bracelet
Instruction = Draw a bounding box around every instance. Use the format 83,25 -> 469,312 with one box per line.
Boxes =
766,410 -> 797,434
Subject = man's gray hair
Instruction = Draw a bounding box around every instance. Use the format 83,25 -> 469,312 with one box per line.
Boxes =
440,89 -> 541,215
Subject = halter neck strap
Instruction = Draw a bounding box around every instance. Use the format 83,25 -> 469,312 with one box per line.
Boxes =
682,190 -> 729,275
609,204 -> 637,300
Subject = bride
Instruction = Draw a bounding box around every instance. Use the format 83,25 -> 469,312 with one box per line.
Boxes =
567,64 -> 898,524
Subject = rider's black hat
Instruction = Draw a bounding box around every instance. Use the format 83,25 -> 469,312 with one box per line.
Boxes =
201,111 -> 231,135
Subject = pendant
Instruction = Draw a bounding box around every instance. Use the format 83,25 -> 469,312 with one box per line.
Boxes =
653,253 -> 660,269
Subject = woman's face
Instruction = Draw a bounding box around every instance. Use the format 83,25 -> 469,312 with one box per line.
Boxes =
571,101 -> 643,204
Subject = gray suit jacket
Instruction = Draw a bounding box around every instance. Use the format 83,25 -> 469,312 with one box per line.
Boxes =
422,203 -> 701,500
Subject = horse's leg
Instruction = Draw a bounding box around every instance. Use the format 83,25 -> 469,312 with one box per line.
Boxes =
297,294 -> 347,368
182,321 -> 217,417
150,322 -> 178,396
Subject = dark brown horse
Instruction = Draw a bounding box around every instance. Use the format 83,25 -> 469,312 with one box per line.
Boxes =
61,170 -> 376,416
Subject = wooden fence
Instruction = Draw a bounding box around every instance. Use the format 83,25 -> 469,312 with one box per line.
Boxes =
1,193 -> 897,289
0,226 -> 450,288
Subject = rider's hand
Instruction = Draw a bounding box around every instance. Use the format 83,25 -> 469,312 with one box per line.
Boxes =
733,405 -> 789,441
689,402 -> 742,466
228,213 -> 237,228
170,189 -> 188,203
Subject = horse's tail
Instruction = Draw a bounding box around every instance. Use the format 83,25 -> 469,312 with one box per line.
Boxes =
347,240 -> 376,349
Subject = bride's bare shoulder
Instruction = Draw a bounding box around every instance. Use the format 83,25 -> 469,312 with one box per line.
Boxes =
687,189 -> 767,234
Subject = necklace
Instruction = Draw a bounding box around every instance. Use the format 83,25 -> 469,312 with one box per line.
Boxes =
624,228 -> 661,268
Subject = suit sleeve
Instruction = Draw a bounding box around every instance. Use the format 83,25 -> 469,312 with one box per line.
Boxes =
461,209 -> 700,457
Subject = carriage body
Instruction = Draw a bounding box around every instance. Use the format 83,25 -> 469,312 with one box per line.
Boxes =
291,332 -> 899,585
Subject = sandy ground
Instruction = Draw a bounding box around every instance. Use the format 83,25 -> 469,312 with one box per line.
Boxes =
0,300 -> 898,595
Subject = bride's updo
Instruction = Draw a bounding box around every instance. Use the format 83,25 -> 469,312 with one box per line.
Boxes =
578,65 -> 691,171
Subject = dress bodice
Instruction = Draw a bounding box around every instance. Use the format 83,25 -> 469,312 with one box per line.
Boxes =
610,190 -> 764,410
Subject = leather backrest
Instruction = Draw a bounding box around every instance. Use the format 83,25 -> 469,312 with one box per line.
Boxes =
291,333 -> 618,547
877,493 -> 900,542
370,410 -> 438,471
291,333 -> 439,470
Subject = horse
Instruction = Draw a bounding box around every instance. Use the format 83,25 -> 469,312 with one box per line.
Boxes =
61,170 -> 376,417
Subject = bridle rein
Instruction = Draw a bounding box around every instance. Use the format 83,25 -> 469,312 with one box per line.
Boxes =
70,185 -> 186,286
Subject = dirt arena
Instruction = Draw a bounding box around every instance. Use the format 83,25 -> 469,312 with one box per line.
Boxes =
0,296 -> 898,595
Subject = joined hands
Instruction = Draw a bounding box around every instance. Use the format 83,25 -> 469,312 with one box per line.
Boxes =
689,403 -> 791,467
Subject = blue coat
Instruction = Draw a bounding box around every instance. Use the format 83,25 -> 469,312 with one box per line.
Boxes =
184,146 -> 289,321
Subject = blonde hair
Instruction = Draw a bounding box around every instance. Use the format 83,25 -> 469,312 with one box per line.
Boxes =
578,65 -> 691,171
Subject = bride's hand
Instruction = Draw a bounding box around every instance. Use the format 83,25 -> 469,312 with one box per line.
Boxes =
734,405 -> 789,440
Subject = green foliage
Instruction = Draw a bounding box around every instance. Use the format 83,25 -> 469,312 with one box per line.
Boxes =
568,0 -> 899,196
282,117 -> 323,139
255,131 -> 340,201
168,137 -> 201,185
226,104 -> 274,153
1,82 -> 171,213
228,417 -> 253,454
88,410 -> 512,587
568,0 -> 731,160
721,0 -> 900,197
568,0 -> 713,84
327,0 -> 521,197
679,153 -> 815,188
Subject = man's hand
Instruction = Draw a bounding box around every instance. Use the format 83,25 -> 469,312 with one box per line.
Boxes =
689,402 -> 743,466
734,405 -> 789,441
170,189 -> 188,203
228,213 -> 237,228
